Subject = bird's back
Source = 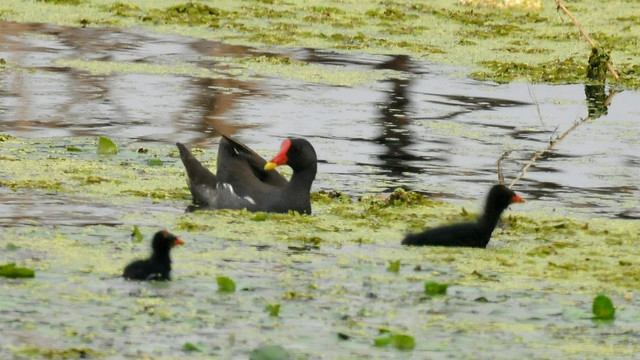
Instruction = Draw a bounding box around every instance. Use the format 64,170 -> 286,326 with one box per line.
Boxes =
402,222 -> 488,248
123,259 -> 170,281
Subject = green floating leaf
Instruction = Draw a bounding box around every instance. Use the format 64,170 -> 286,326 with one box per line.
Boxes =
424,281 -> 448,296
592,294 -> 615,320
391,334 -> 415,350
373,331 -> 415,350
249,345 -> 292,360
0,263 -> 35,278
183,342 -> 200,352
131,226 -> 144,243
387,260 -> 400,273
217,276 -> 236,293
97,136 -> 118,155
337,332 -> 350,340
66,145 -> 82,152
265,303 -> 280,317
147,158 -> 163,166
373,332 -> 393,347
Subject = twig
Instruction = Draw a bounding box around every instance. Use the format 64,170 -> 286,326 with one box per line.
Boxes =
509,90 -> 620,188
496,151 -> 511,186
527,83 -> 544,126
554,0 -> 619,79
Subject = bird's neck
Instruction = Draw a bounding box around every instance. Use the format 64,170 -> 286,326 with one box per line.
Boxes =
151,252 -> 171,264
288,163 -> 317,193
478,203 -> 506,234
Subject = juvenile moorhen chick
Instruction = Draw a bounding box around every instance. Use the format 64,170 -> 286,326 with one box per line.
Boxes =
402,185 -> 525,248
176,135 -> 317,214
123,231 -> 184,281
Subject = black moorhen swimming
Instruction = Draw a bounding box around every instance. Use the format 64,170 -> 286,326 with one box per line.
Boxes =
402,185 -> 525,248
123,231 -> 184,281
176,135 -> 317,214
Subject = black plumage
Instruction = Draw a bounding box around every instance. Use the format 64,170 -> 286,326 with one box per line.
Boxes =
402,185 -> 525,248
123,231 -> 184,281
176,135 -> 317,214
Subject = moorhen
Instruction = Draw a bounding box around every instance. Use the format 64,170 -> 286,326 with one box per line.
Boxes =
402,185 -> 525,248
123,230 -> 184,281
176,135 -> 317,214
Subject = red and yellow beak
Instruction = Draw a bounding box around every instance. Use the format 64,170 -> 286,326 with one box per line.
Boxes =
173,238 -> 185,246
264,139 -> 291,171
511,194 -> 525,203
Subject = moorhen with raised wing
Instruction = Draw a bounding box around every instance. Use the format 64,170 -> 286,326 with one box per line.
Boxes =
176,135 -> 317,214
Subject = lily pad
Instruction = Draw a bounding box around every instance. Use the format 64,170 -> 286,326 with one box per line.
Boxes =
217,276 -> 236,293
391,334 -> 415,350
97,136 -> 118,155
424,281 -> 448,296
0,263 -> 35,278
373,331 -> 415,350
373,331 -> 393,347
131,226 -> 143,243
592,294 -> 615,320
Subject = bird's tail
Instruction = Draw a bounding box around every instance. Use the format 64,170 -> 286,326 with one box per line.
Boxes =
176,142 -> 217,187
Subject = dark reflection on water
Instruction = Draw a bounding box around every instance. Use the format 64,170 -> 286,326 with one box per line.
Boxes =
1,21 -> 639,219
373,55 -> 425,181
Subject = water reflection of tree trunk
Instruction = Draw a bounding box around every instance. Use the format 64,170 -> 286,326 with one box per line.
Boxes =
373,55 -> 421,179
184,40 -> 269,146
0,22 -> 266,144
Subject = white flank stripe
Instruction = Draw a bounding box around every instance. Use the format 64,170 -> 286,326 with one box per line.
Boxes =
222,183 -> 254,205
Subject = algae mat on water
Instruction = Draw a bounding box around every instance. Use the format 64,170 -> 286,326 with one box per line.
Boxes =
1,0 -> 640,88
1,136 -> 640,358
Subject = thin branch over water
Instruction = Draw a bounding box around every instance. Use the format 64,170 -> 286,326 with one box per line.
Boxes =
506,90 -> 620,188
554,0 -> 619,79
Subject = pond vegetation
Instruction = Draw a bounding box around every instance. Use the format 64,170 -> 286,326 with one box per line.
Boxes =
1,136 -> 639,358
1,0 -> 639,87
1,0 -> 639,357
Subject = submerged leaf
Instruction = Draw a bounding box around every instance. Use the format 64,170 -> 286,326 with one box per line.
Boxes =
387,260 -> 400,273
249,345 -> 292,360
97,136 -> 118,155
265,303 -> 280,317
424,281 -> 448,296
147,158 -> 163,166
5,243 -> 19,251
66,145 -> 82,152
592,294 -> 615,320
217,276 -> 236,293
182,342 -> 200,352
